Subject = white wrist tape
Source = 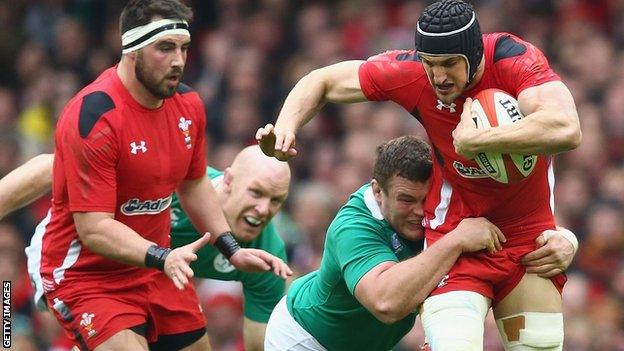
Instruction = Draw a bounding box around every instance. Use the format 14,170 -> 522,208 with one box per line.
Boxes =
543,228 -> 578,253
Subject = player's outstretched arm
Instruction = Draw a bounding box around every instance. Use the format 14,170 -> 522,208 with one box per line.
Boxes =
354,217 -> 505,324
73,212 -> 165,267
521,226 -> 579,278
256,60 -> 366,161
229,248 -> 292,279
0,153 -> 54,219
75,211 -> 213,290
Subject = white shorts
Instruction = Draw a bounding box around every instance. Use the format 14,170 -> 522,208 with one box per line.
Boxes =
265,297 -> 327,351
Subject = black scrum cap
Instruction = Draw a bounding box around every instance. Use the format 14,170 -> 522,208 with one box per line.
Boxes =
415,0 -> 483,84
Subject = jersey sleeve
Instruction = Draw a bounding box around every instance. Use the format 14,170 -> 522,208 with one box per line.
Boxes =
496,35 -> 560,96
240,223 -> 287,322
330,219 -> 398,295
185,93 -> 208,180
58,101 -> 119,213
358,50 -> 425,111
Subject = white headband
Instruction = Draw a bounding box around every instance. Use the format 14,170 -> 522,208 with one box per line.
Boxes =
121,18 -> 190,54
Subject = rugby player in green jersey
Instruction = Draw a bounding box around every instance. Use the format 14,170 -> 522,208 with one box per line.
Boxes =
170,145 -> 291,350
263,136 -> 577,351
1,145 -> 290,351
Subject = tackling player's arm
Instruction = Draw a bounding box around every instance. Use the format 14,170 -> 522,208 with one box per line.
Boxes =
354,218 -> 505,324
0,153 -> 54,219
257,60 -> 366,160
453,83 -> 581,158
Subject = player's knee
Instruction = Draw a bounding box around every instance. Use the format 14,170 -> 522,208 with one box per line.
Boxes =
496,312 -> 563,351
420,291 -> 490,351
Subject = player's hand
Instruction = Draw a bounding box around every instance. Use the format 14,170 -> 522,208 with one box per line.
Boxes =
229,248 -> 293,279
255,123 -> 298,161
452,98 -> 480,159
164,232 -> 211,290
522,228 -> 577,278
451,217 -> 506,254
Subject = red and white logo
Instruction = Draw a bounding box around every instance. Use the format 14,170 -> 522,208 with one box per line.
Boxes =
178,117 -> 192,149
79,312 -> 97,338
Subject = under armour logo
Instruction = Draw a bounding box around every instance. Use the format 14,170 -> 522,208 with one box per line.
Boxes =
130,141 -> 147,154
437,274 -> 449,288
436,100 -> 456,113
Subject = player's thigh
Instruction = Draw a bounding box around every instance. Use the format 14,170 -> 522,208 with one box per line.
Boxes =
47,287 -> 148,351
93,329 -> 148,351
179,333 -> 212,351
420,291 -> 491,351
494,273 -> 561,318
493,273 -> 563,351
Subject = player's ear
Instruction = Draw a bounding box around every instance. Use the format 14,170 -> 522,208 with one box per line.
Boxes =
123,51 -> 138,62
222,168 -> 233,193
371,179 -> 383,202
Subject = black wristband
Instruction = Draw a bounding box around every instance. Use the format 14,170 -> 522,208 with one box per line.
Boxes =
145,245 -> 171,271
214,231 -> 241,259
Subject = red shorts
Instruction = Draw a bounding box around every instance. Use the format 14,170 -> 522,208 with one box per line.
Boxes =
426,233 -> 566,305
46,272 -> 206,350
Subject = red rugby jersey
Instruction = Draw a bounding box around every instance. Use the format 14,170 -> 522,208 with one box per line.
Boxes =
37,67 -> 207,292
359,33 -> 560,244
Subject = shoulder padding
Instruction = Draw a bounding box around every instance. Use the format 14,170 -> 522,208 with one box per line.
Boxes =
493,35 -> 527,64
79,91 -> 115,138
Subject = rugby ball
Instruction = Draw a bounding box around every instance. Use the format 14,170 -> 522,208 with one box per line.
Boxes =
471,89 -> 537,184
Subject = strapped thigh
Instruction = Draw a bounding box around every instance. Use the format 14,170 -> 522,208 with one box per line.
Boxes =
496,312 -> 563,351
420,291 -> 490,351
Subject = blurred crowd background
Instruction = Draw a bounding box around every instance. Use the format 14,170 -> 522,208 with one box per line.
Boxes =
0,0 -> 623,350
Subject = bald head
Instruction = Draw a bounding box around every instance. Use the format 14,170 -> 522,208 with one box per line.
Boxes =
230,145 -> 291,185
221,145 -> 290,242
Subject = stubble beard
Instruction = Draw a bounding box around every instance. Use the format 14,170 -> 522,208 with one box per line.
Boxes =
135,52 -> 178,99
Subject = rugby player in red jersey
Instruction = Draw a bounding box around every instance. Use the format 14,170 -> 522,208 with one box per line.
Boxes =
257,1 -> 579,349
35,1 -> 290,350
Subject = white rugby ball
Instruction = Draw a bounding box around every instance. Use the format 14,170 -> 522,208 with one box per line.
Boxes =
470,89 -> 537,184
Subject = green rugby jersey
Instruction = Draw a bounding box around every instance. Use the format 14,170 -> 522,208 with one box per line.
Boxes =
170,167 -> 287,323
287,183 -> 423,351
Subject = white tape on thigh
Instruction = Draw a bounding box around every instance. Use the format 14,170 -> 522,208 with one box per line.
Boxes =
420,291 -> 490,351
496,312 -> 563,350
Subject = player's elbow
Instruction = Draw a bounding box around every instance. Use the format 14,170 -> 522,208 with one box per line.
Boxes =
566,126 -> 582,150
73,213 -> 111,250
76,227 -> 98,249
557,122 -> 582,152
370,299 -> 412,324
556,108 -> 582,150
